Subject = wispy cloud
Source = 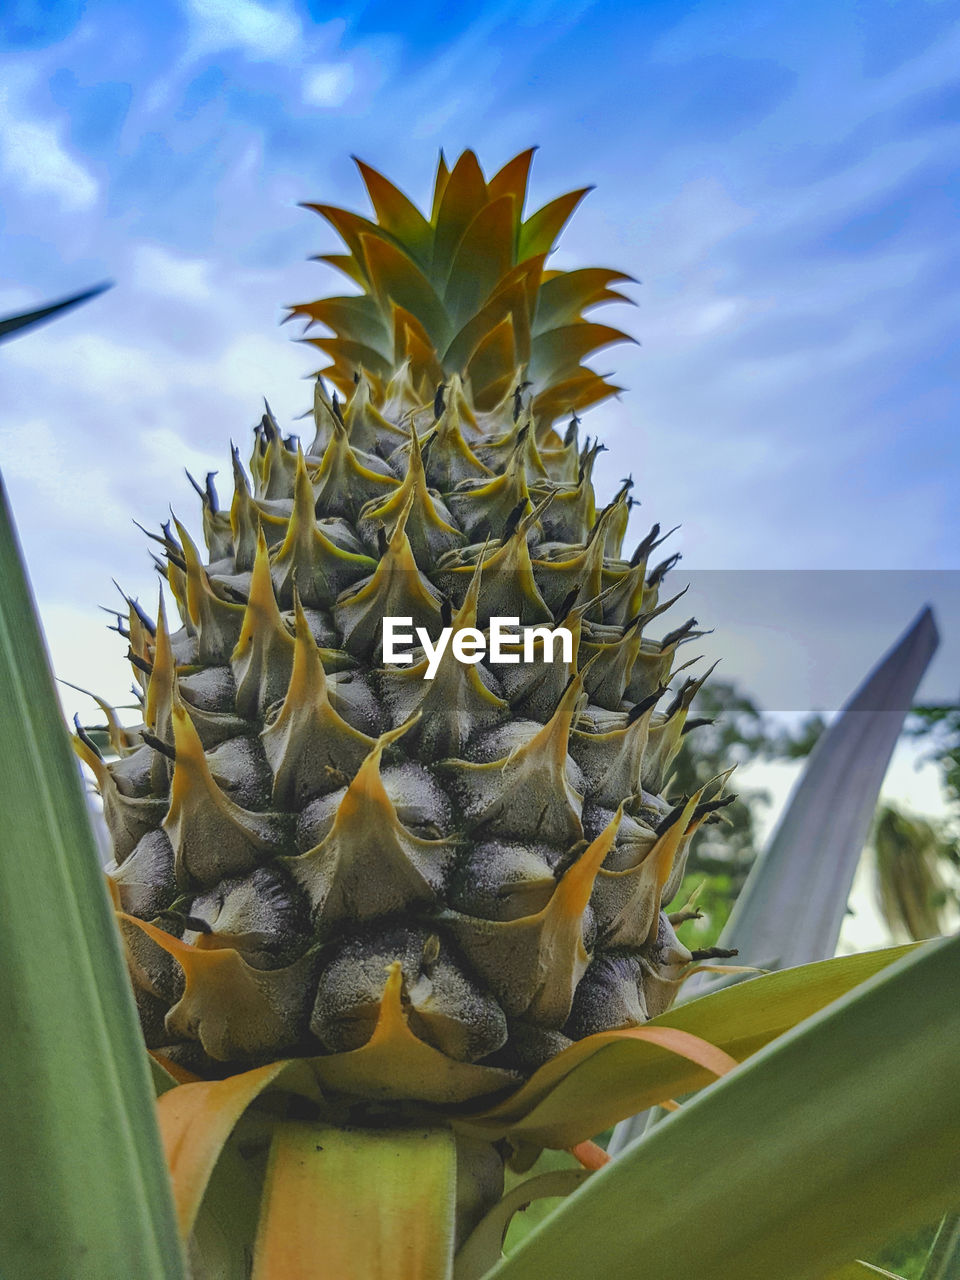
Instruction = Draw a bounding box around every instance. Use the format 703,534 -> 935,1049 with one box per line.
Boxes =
302,62 -> 355,108
132,243 -> 214,302
183,0 -> 300,59
0,88 -> 98,212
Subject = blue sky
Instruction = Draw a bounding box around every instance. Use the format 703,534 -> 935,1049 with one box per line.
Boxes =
1,0 -> 958,727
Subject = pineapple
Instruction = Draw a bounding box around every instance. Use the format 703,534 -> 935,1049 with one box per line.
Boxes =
75,149 -> 732,1097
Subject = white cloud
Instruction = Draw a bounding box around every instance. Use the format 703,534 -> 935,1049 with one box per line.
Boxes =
4,330 -> 169,400
302,62 -> 355,108
0,417 -> 128,536
132,243 -> 214,303
184,0 -> 300,60
0,89 -> 98,213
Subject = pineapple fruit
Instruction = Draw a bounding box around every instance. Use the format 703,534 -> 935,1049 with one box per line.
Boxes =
76,149 -> 732,1096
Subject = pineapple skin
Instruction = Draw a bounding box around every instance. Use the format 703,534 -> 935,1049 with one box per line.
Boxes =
83,153 -> 726,1099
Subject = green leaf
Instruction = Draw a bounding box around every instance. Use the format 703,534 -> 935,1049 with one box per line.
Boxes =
922,1211 -> 960,1279
0,477 -> 184,1278
252,1122 -> 458,1280
716,607 -> 939,972
611,609 -> 939,1155
0,283 -> 111,342
825,1266 -> 908,1279
488,934 -> 960,1280
462,942 -> 916,1148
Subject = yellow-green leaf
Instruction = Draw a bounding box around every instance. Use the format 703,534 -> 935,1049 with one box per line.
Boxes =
354,157 -> 433,262
488,935 -> 960,1280
463,943 -> 917,1148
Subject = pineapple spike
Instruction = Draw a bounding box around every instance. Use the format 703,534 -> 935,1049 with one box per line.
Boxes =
60,681 -> 135,755
305,373 -> 338,457
381,359 -> 422,425
309,954 -> 514,1100
72,728 -> 166,863
126,604 -> 153,689
230,443 -> 287,569
164,688 -> 289,889
120,914 -> 317,1063
446,437 -> 532,541
357,424 -> 464,565
143,592 -> 177,791
172,514 -> 245,663
448,806 -> 621,1026
645,790 -> 704,942
271,444 -> 376,608
100,607 -> 130,639
570,684 -> 663,807
440,665 -> 588,847
404,389 -> 490,490
334,489 -> 444,656
598,558 -> 647,628
231,527 -> 296,718
342,373 -> 407,454
643,663 -> 719,793
262,590 -> 378,807
141,522 -> 192,628
579,611 -> 650,710
378,554 -> 508,757
187,468 -> 232,561
112,583 -> 156,637
497,579 -> 608,722
253,405 -> 299,501
310,414 -> 399,521
668,881 -> 705,928
631,522 -> 682,569
531,501 -> 618,617
440,492 -> 554,626
600,483 -> 633,559
287,715 -> 457,930
592,790 -> 703,950
534,460 -> 597,544
539,416 -> 582,484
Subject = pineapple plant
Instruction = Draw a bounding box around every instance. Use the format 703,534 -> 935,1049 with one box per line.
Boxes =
3,149 -> 957,1280
75,148 -> 736,1095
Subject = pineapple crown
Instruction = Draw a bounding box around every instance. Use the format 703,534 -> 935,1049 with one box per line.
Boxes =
289,148 -> 635,428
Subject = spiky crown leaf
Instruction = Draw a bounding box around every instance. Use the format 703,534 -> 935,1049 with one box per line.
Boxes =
289,149 -> 635,427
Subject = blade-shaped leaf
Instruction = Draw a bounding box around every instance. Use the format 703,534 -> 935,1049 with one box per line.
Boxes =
611,608 -> 939,1155
489,934 -> 960,1280
0,282 -> 111,341
826,1266 -> 907,1279
922,1211 -> 960,1279
0,477 -> 184,1278
460,942 -> 915,1148
717,607 -> 939,971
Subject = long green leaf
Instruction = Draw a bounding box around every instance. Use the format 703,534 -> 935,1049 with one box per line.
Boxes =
490,934 -> 960,1280
0,476 -> 184,1278
715,607 -> 939,971
922,1211 -> 960,1279
611,608 -> 939,1155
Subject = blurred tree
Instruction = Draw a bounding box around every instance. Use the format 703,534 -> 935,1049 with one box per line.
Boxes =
904,703 -> 960,818
669,686 -> 959,950
872,805 -> 958,943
